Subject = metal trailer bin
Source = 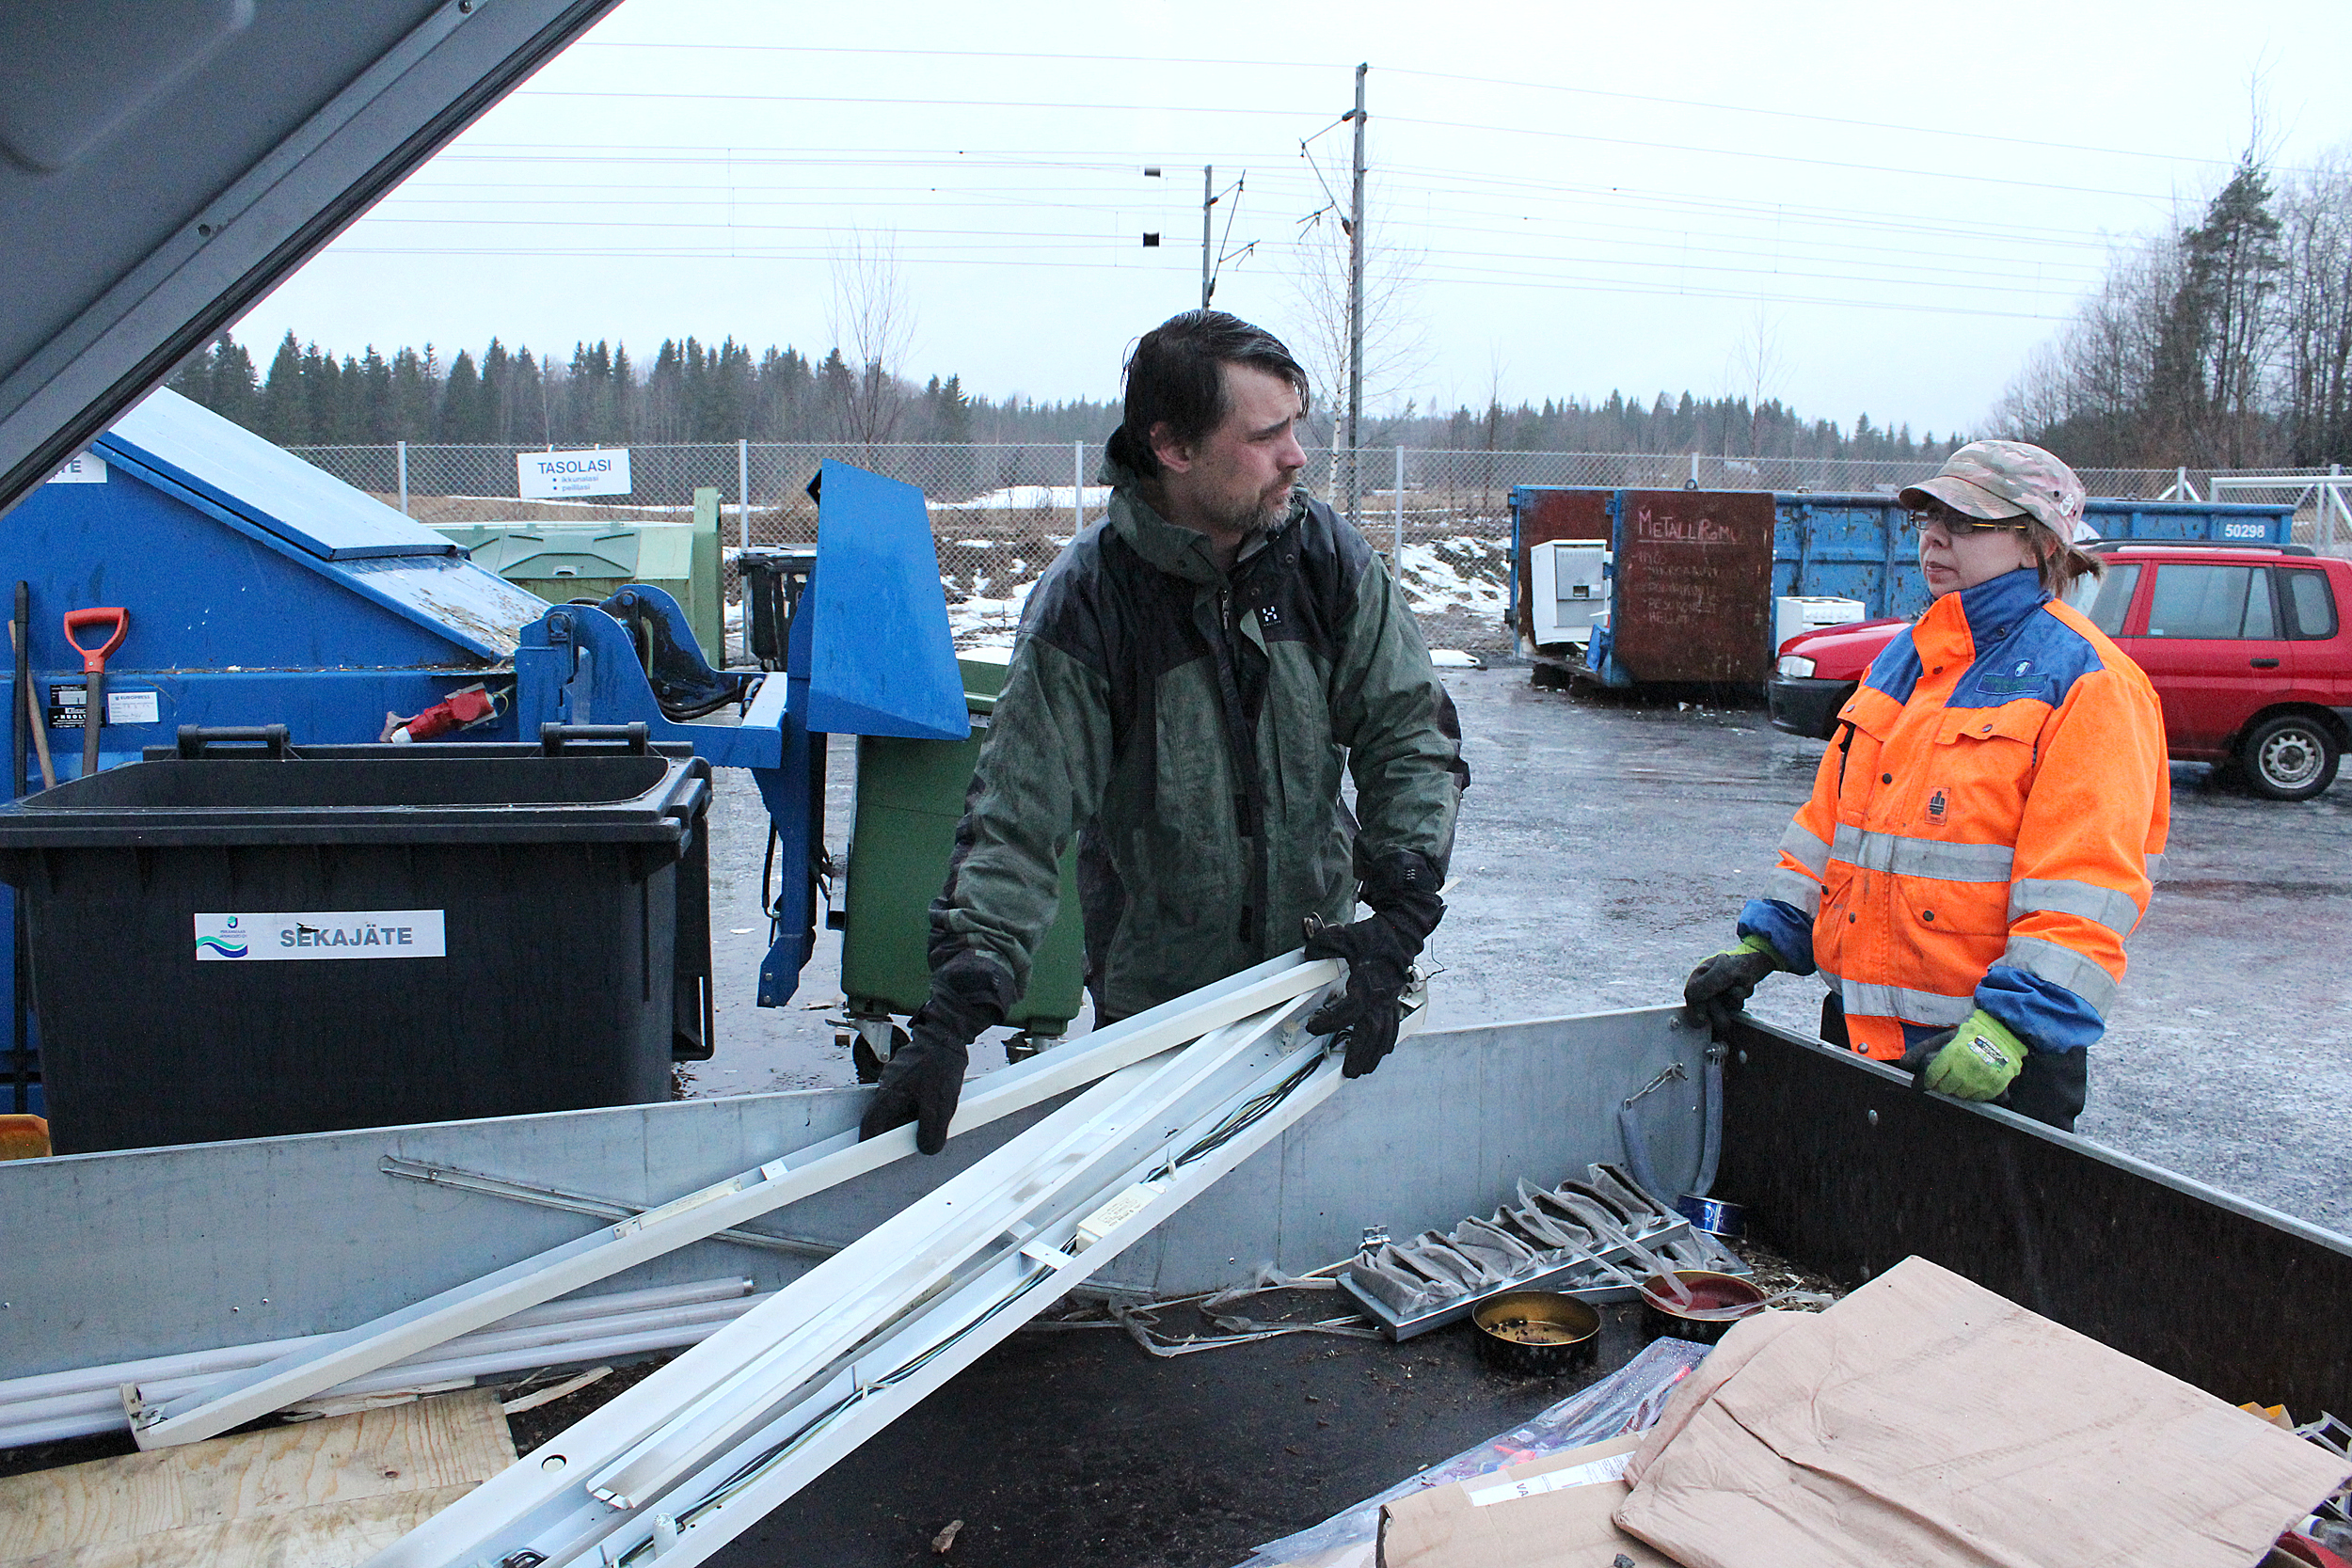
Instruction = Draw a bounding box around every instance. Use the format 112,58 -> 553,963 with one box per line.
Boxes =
0,724 -> 712,1155
836,650 -> 1086,1071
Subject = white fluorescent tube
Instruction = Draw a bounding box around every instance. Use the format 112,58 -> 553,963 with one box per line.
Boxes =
0,1280 -> 759,1449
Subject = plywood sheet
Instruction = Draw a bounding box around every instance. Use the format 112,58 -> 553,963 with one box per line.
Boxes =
0,1389 -> 513,1567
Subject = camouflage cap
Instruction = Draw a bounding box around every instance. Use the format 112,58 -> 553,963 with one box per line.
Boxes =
1900,440 -> 2090,541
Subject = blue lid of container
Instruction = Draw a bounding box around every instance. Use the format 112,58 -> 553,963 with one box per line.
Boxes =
94,390 -> 460,561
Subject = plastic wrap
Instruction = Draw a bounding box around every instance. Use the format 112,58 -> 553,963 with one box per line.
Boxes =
1232,1335 -> 1712,1568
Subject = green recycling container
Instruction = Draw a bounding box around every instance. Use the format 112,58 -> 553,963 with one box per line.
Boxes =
436,487 -> 722,664
839,650 -> 1085,1035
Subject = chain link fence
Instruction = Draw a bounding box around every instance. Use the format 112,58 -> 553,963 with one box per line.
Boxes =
286,441 -> 2346,657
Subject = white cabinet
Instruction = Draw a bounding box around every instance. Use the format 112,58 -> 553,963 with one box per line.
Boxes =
1530,540 -> 1610,647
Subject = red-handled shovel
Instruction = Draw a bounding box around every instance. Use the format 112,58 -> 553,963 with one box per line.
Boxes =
63,607 -> 127,780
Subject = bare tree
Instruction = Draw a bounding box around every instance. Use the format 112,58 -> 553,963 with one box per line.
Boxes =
2276,150 -> 2352,465
1281,193 -> 1429,500
1725,308 -> 1787,456
825,232 -> 917,447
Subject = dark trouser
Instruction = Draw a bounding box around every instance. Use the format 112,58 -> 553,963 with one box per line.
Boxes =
1819,993 -> 2089,1133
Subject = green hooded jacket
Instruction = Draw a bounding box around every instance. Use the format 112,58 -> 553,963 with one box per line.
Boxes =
930,463 -> 1467,1021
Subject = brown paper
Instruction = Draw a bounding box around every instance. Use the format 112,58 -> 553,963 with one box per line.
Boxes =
1613,1256 -> 2352,1568
1376,1435 -> 1683,1568
1618,1308 -> 1805,1490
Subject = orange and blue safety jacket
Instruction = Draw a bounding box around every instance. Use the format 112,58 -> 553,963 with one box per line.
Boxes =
1740,567 -> 2169,1060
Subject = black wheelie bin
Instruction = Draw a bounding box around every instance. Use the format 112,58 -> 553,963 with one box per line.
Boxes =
0,723 -> 713,1154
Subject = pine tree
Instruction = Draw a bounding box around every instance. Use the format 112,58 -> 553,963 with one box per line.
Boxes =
356,348 -> 393,441
258,333 -> 306,444
2152,156 -> 2285,465
211,334 -> 260,429
438,350 -> 485,441
389,346 -> 437,441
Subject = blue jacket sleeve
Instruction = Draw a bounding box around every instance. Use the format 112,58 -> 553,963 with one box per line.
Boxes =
1737,898 -> 1816,976
1975,964 -> 2103,1053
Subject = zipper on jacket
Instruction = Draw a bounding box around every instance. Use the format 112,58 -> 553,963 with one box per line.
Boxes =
1207,583 -> 1271,954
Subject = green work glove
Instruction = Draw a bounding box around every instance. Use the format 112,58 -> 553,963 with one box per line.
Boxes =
1899,1009 -> 2028,1102
1681,935 -> 1780,1039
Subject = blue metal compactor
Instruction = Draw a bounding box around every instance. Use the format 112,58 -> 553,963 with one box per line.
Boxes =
4,390 -> 966,1121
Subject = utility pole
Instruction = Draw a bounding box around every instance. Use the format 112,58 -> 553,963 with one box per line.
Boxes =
1344,64 -> 1367,529
1200,166 -> 1215,309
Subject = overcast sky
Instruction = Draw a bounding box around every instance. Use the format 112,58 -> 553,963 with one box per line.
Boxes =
233,0 -> 2351,440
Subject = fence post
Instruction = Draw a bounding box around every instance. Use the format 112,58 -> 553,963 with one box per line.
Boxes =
1073,440 -> 1085,537
1393,445 -> 1405,557
738,438 -> 751,550
2330,464 -> 2344,553
395,441 -> 408,516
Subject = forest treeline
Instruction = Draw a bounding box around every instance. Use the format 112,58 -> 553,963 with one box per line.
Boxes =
167,329 -> 1958,462
1996,150 -> 2352,468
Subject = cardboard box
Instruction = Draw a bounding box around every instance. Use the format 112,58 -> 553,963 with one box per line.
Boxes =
1376,1435 -> 1683,1567
1613,1257 -> 2352,1568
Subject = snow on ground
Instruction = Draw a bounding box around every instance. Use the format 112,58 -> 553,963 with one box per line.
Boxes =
935,531 -> 1511,651
1392,537 -> 1510,620
931,484 -> 1111,513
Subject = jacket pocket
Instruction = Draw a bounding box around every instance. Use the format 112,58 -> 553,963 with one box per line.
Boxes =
1893,870 -> 2010,938
1902,703 -> 2043,935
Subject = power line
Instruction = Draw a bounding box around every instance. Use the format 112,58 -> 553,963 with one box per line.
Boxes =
1382,114 -> 2182,202
497,88 -> 2198,202
552,40 -> 2312,178
313,243 -> 2074,321
1385,68 -> 2272,171
348,205 -> 2106,293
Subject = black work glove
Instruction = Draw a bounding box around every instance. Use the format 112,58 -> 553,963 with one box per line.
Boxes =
1682,938 -> 1780,1040
860,952 -> 1015,1155
1304,850 -> 1445,1080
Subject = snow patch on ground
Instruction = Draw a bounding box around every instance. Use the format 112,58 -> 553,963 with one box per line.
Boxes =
932,532 -> 1510,650
947,578 -> 1039,649
1392,538 -> 1510,618
932,484 -> 1110,513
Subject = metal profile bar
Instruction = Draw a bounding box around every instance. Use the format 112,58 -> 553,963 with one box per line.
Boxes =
131,951 -> 1338,1449
596,1045 -> 1344,1568
588,1007 -> 1298,1513
376,1156 -> 838,1259
374,1010 -> 1299,1563
370,990 -> 1347,1568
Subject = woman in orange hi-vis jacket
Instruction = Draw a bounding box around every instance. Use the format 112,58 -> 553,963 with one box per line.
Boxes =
1684,440 -> 2169,1131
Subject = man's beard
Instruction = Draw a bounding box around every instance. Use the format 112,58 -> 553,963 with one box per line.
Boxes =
1203,484 -> 1290,540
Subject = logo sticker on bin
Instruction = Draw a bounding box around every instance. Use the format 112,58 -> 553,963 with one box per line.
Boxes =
194,911 -> 445,961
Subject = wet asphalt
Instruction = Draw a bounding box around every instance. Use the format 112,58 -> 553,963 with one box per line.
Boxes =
692,662 -> 2352,1237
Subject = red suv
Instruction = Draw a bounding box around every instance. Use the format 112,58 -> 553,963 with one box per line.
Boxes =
1770,543 -> 2352,800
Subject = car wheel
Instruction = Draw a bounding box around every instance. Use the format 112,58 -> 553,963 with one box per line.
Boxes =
2240,713 -> 2341,800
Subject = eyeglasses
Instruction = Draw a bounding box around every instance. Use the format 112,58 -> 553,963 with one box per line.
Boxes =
1906,509 -> 2030,538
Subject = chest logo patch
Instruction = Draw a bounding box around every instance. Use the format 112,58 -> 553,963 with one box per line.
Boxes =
1259,605 -> 1281,626
1927,788 -> 1948,826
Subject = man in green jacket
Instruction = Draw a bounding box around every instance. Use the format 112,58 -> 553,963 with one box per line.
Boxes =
863,310 -> 1468,1153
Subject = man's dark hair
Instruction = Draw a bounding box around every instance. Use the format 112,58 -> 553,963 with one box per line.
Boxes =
1104,310 -> 1309,477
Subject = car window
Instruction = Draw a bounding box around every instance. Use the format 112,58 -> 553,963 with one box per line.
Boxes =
2074,563 -> 2139,636
2144,564 -> 2277,639
2283,569 -> 2339,640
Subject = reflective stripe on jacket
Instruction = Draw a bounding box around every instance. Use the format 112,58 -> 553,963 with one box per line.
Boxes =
1739,567 -> 2169,1060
